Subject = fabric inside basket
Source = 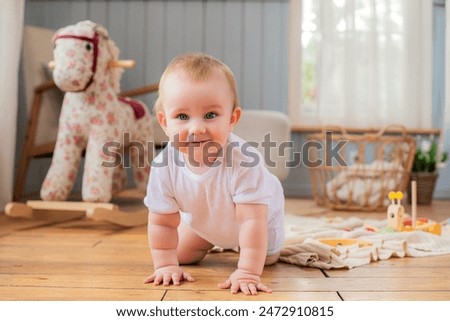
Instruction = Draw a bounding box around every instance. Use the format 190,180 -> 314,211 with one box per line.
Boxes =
325,159 -> 404,206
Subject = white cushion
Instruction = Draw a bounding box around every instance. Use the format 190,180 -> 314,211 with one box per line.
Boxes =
234,109 -> 291,180
22,25 -> 62,145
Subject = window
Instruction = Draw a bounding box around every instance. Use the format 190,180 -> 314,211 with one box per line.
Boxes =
289,0 -> 433,128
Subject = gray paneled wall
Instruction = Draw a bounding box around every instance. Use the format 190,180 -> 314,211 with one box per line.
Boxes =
20,1 -> 449,199
20,0 -> 450,200
24,0 -> 289,114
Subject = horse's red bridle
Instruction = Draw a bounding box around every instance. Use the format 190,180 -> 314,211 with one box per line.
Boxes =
53,32 -> 145,120
54,32 -> 99,91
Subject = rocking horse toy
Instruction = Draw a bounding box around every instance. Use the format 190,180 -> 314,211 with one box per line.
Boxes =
6,20 -> 155,226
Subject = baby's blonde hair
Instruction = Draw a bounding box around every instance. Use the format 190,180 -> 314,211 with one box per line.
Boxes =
154,53 -> 240,113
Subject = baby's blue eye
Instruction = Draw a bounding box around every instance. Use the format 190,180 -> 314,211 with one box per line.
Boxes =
205,112 -> 216,119
177,114 -> 189,120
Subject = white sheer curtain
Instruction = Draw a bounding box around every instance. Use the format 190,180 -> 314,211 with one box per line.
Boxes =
441,0 -> 450,177
291,0 -> 432,128
0,0 -> 25,209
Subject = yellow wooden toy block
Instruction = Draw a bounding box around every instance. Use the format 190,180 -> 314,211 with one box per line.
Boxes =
318,238 -> 373,248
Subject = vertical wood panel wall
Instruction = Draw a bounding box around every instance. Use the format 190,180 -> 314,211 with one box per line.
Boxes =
20,1 -> 449,199
24,0 -> 289,114
21,1 -> 450,200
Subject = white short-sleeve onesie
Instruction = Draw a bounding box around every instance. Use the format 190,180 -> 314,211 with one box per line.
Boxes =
144,133 -> 284,255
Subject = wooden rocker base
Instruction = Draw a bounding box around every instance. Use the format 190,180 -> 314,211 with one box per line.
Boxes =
87,207 -> 148,227
5,200 -> 148,227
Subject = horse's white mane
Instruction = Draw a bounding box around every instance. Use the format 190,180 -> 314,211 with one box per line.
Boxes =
94,23 -> 123,93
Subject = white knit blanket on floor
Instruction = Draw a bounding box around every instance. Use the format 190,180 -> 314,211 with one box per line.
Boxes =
280,215 -> 450,269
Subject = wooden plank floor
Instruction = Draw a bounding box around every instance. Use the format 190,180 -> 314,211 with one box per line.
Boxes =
1,198 -> 449,301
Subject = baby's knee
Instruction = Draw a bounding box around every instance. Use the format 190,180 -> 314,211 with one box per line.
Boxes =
265,252 -> 280,266
178,249 -> 208,265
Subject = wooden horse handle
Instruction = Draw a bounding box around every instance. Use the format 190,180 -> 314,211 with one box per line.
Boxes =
48,60 -> 136,69
108,60 -> 136,69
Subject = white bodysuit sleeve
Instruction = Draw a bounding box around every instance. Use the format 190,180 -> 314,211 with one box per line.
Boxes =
231,161 -> 272,205
144,152 -> 180,214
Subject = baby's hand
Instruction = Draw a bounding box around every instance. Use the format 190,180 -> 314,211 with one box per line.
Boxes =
218,268 -> 272,295
144,265 -> 195,286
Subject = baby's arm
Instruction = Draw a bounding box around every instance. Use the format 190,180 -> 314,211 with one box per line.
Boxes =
218,203 -> 272,295
144,211 -> 194,286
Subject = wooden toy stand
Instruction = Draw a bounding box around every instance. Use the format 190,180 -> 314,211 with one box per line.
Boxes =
386,181 -> 441,235
5,190 -> 148,227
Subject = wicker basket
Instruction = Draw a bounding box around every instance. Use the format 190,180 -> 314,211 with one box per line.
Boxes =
308,125 -> 416,211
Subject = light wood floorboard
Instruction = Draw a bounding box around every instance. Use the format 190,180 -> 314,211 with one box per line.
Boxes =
1,197 -> 449,301
340,291 -> 450,301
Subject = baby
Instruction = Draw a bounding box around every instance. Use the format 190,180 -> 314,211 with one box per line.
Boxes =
144,53 -> 284,295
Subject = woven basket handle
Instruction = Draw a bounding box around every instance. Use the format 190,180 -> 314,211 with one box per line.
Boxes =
320,125 -> 349,136
374,124 -> 409,137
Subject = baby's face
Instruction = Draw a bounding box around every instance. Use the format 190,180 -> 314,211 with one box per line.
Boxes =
158,68 -> 241,166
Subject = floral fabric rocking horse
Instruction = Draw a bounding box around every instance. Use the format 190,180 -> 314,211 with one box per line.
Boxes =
40,20 -> 153,203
